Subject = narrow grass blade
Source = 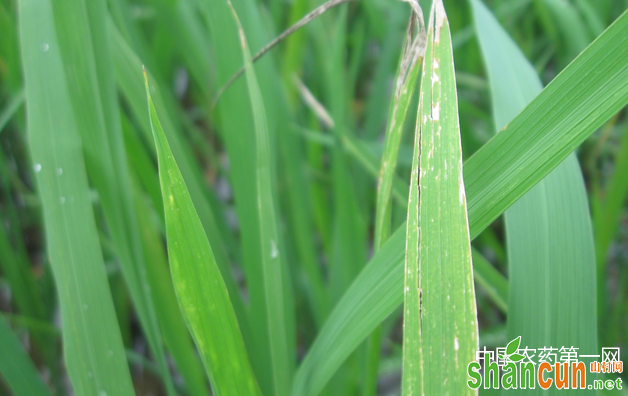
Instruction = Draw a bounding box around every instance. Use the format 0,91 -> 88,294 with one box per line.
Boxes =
50,0 -> 175,391
402,2 -> 478,395
400,49 -> 423,396
367,12 -> 424,396
292,9 -> 628,394
470,2 -> 598,395
0,315 -> 51,396
191,0 -> 296,389
374,12 -> 425,254
144,70 -> 262,396
471,248 -> 508,313
593,123 -> 628,279
18,0 -> 135,393
229,4 -> 293,395
361,6 -> 410,140
280,0 -> 329,328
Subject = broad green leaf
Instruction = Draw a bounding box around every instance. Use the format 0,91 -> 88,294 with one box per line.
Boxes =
464,8 -> 628,235
18,0 -> 135,393
144,69 -> 262,396
402,2 -> 478,395
0,315 -> 51,396
50,0 -> 175,392
230,4 -> 293,395
292,9 -> 628,395
341,132 -> 508,315
470,3 -> 598,396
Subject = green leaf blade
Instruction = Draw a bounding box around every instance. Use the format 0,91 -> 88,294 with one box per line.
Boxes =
132,182 -> 210,396
374,14 -> 424,251
230,4 -> 293,395
51,0 -> 176,391
470,3 -> 598,395
404,2 -> 478,394
0,315 -> 52,396
144,70 -> 262,396
464,8 -> 628,236
18,0 -> 136,393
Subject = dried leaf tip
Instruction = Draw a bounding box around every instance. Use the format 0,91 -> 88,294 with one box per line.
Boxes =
395,4 -> 427,99
400,0 -> 423,21
432,0 -> 446,43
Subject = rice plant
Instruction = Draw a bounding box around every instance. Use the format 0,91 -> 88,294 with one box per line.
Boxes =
1,0 -> 627,394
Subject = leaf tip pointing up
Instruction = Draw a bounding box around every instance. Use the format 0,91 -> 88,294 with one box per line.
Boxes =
142,65 -> 151,107
432,0 -> 447,42
226,0 -> 247,50
142,65 -> 147,88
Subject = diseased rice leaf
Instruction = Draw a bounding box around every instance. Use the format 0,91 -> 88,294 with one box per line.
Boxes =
132,180 -> 210,396
110,23 -> 252,350
402,2 -> 478,395
367,11 -> 424,396
292,9 -> 628,395
144,69 -> 262,396
374,11 -> 425,252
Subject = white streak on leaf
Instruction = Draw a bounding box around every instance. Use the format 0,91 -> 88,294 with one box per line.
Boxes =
432,102 -> 440,121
